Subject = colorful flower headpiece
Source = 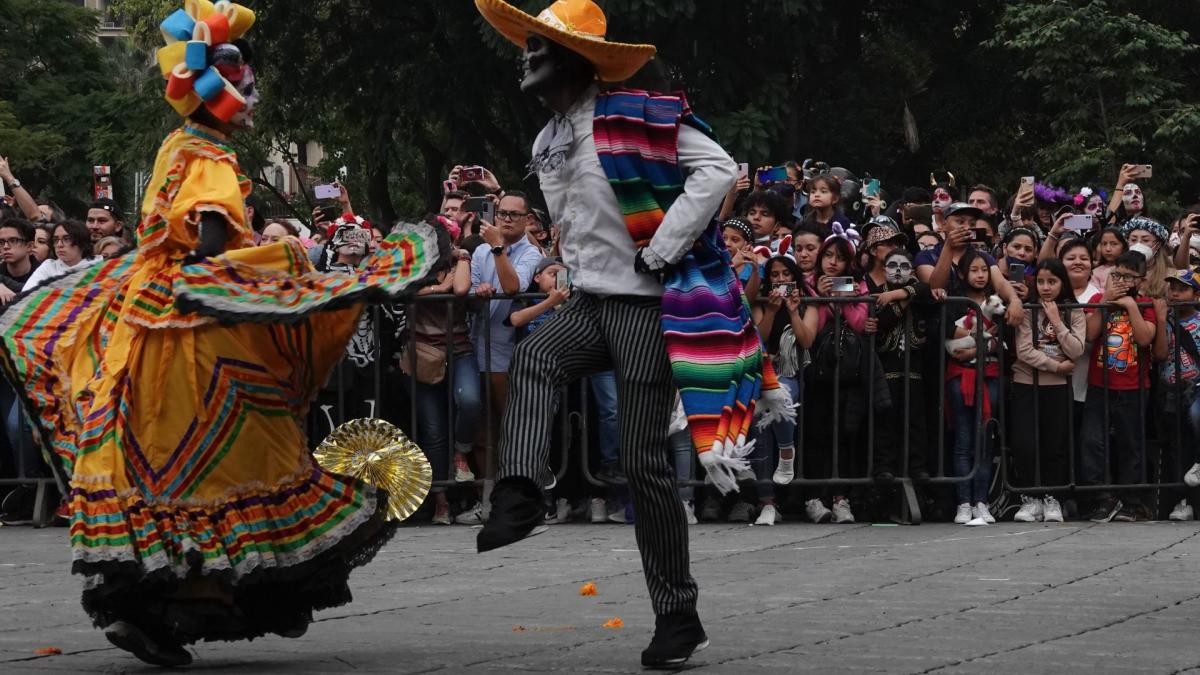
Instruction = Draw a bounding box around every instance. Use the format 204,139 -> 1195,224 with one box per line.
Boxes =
327,213 -> 372,240
825,223 -> 861,256
156,0 -> 256,122
435,214 -> 461,241
1072,186 -> 1108,207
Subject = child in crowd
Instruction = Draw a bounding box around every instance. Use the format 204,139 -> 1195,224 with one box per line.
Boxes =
752,255 -> 818,525
945,248 -> 1003,525
803,231 -> 869,524
1152,268 -> 1200,521
799,175 -> 851,238
863,222 -> 941,481
1011,258 -> 1085,522
1091,226 -> 1127,290
1081,251 -> 1157,522
722,217 -> 761,302
741,190 -> 791,246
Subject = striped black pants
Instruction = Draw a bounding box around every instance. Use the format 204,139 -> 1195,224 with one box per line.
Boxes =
499,292 -> 698,615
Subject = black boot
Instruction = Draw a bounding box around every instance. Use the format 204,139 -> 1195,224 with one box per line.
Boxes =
104,620 -> 193,667
641,610 -> 709,669
476,476 -> 547,553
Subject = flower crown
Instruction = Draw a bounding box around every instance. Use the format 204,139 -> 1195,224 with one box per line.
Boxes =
1072,186 -> 1108,207
156,0 -> 256,122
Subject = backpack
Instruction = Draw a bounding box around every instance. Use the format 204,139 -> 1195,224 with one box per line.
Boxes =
810,310 -> 863,383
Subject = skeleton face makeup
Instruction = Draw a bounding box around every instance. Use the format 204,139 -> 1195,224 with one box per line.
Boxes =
1085,194 -> 1104,216
884,252 -> 914,286
521,35 -> 593,98
932,188 -> 952,211
1122,183 -> 1143,213
229,66 -> 258,130
333,227 -> 369,257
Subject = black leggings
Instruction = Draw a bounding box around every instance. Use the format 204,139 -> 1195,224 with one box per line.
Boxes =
1009,383 -> 1072,492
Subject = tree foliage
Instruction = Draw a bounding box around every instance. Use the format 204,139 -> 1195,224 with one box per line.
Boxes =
8,0 -> 1200,224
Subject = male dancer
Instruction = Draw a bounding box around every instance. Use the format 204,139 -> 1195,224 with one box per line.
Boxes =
474,0 -> 790,668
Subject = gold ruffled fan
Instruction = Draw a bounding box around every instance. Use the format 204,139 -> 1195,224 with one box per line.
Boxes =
314,418 -> 432,522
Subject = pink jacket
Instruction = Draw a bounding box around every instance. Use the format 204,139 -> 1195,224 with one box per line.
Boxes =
814,280 -> 870,334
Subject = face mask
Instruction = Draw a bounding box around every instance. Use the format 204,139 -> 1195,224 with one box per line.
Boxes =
1122,183 -> 1143,212
884,255 -> 913,286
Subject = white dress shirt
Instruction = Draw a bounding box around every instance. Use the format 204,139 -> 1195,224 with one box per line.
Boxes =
533,86 -> 737,298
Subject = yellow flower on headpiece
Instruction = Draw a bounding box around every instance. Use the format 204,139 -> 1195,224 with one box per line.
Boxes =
156,0 -> 256,122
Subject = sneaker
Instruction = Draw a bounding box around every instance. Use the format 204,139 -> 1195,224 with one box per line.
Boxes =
727,501 -> 754,523
699,499 -> 721,522
973,502 -> 995,524
453,453 -> 475,483
1186,463 -> 1200,488
608,502 -> 632,524
772,455 -> 795,485
754,504 -> 780,526
454,504 -> 484,525
1169,499 -> 1193,522
1088,499 -> 1122,523
954,502 -> 973,524
432,502 -> 451,525
1113,504 -> 1137,522
805,498 -> 833,524
53,500 -> 71,528
1042,496 -> 1064,523
543,495 -> 557,524
641,611 -> 709,669
589,497 -> 607,524
554,498 -> 571,524
1013,496 -> 1043,522
831,498 -> 855,524
541,466 -> 557,491
682,500 -> 698,526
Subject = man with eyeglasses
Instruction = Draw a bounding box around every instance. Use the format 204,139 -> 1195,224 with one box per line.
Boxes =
466,190 -> 543,521
0,218 -> 40,307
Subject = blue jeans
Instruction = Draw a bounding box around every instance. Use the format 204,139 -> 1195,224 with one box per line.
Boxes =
947,377 -> 999,505
589,371 -> 619,466
668,428 -> 695,502
0,380 -> 42,478
406,352 -> 483,491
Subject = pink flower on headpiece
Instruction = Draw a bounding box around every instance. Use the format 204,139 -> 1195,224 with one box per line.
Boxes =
437,215 -> 461,241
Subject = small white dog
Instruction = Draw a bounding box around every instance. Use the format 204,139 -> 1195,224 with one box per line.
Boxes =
944,294 -> 1004,355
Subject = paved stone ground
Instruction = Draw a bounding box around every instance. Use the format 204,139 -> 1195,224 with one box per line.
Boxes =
3,520 -> 1200,674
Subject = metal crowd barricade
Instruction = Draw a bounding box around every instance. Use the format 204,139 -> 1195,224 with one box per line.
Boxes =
312,292 -> 998,524
999,300 -> 1196,514
1,401 -> 66,528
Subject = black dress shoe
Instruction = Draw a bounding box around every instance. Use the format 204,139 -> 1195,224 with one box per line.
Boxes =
477,476 -> 548,553
641,611 -> 709,669
104,620 -> 193,667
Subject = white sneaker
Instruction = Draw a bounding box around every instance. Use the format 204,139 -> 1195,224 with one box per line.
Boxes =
682,500 -> 698,526
608,502 -> 632,524
589,497 -> 607,524
1013,495 -> 1043,522
1042,496 -> 1064,523
1185,463 -> 1200,488
772,455 -> 795,485
831,498 -> 855,524
754,504 -> 781,526
454,504 -> 483,525
806,498 -> 832,524
1170,499 -> 1194,521
727,501 -> 755,523
954,502 -> 973,524
974,502 -> 995,524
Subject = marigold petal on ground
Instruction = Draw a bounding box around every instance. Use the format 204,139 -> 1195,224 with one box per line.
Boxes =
579,582 -> 597,596
602,617 -> 624,629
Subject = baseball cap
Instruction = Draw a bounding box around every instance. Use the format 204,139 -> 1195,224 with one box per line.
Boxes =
89,197 -> 121,216
534,256 -> 564,277
942,202 -> 983,220
1167,267 -> 1200,291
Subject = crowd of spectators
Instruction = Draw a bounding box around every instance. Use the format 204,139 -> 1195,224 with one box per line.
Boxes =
2,153 -> 1198,530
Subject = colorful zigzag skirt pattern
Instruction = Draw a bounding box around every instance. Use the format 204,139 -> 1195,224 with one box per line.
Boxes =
0,126 -> 438,641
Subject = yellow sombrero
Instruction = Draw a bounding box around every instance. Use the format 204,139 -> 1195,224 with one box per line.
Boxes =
475,0 -> 656,82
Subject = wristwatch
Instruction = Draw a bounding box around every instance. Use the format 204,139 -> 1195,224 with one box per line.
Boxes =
5,178 -> 19,190
491,245 -> 505,256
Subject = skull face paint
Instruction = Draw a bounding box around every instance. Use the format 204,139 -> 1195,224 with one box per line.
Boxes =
1122,183 -> 1144,213
229,66 -> 258,130
932,188 -> 952,211
1085,194 -> 1104,216
883,251 -> 915,286
521,35 -> 593,98
333,227 -> 369,257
